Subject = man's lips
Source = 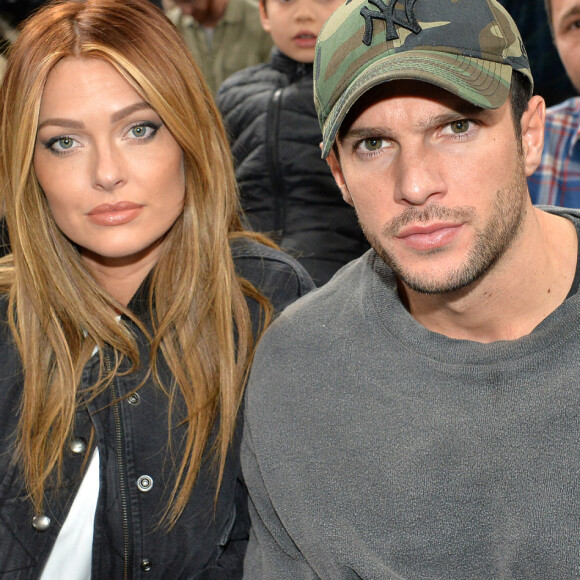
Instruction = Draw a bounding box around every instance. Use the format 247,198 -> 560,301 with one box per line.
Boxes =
396,222 -> 462,238
396,222 -> 464,251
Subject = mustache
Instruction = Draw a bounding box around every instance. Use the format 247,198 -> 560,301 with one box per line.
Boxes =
382,204 -> 477,237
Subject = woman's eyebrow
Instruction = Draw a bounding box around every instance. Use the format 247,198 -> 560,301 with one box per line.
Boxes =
37,118 -> 84,130
37,101 -> 153,131
110,101 -> 153,124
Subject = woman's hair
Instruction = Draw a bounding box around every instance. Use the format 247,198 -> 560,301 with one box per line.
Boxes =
0,0 -> 271,527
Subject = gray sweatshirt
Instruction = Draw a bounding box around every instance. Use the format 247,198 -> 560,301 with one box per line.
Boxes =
242,208 -> 580,579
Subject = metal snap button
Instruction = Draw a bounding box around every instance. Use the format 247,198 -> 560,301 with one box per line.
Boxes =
140,558 -> 152,572
128,392 -> 140,405
69,437 -> 87,454
137,475 -> 153,492
32,514 -> 51,531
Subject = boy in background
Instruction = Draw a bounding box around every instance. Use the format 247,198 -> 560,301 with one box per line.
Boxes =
216,0 -> 369,286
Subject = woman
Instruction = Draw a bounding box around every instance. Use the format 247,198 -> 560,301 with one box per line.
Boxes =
0,0 -> 313,577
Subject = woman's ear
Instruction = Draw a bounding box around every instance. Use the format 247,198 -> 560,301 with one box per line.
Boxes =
520,95 -> 546,177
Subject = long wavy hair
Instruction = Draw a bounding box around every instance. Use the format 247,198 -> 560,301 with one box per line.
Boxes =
0,0 -> 271,528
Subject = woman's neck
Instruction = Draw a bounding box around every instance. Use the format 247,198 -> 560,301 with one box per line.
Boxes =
81,242 -> 163,306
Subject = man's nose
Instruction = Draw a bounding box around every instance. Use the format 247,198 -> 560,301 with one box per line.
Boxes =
394,144 -> 447,206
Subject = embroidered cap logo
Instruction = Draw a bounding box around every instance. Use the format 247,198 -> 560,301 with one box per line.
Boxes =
358,0 -> 421,45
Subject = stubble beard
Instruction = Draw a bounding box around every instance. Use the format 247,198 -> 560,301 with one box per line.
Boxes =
360,157 -> 529,295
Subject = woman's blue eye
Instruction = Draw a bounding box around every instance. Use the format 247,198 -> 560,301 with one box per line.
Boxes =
131,125 -> 147,137
58,137 -> 74,149
128,122 -> 160,140
44,136 -> 78,154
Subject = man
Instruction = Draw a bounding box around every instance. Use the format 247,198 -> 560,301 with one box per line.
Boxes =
166,0 -> 272,94
528,0 -> 580,206
498,0 -> 574,107
242,0 -> 580,577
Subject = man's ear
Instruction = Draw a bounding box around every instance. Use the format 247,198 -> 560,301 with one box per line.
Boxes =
520,95 -> 546,177
326,148 -> 353,206
258,1 -> 270,32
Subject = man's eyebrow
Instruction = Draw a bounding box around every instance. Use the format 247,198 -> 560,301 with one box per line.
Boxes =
341,126 -> 390,141
341,104 -> 487,141
37,101 -> 154,131
559,3 -> 580,24
422,106 -> 488,128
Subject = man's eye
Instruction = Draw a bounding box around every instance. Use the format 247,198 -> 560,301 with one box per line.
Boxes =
450,120 -> 470,135
362,138 -> 384,151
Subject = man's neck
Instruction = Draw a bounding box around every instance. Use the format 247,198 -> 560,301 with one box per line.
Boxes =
400,208 -> 578,343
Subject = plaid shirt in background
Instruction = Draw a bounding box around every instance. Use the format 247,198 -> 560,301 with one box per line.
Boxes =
528,97 -> 580,208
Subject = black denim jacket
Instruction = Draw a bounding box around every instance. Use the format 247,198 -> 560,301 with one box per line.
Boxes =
0,239 -> 314,579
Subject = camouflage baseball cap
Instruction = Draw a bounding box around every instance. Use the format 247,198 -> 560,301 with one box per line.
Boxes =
314,0 -> 533,158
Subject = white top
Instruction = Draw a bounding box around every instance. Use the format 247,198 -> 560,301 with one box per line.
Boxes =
40,443 -> 100,579
41,333 -> 115,578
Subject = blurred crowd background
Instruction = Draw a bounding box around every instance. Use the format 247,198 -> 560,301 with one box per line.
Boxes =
0,0 -> 572,107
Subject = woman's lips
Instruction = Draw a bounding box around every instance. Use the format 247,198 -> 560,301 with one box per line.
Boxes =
396,222 -> 464,251
87,201 -> 143,226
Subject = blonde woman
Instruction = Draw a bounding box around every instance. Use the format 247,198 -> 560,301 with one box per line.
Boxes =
0,0 -> 313,577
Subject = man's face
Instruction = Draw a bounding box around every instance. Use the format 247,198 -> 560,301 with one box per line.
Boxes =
327,81 -> 535,296
550,0 -> 580,92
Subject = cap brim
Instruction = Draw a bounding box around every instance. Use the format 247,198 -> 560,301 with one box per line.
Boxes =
321,49 -> 512,158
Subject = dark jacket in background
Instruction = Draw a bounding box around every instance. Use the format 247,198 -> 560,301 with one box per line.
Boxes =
217,49 -> 369,286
